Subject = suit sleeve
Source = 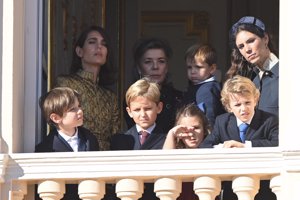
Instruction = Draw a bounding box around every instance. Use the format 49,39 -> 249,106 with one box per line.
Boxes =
199,119 -> 223,148
251,115 -> 279,147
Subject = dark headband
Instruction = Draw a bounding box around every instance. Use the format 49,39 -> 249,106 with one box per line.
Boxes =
230,16 -> 265,36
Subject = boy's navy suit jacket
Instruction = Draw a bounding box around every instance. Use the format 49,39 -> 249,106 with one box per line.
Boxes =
109,125 -> 166,200
200,109 -> 279,148
35,126 -> 99,152
35,126 -> 99,200
110,125 -> 166,150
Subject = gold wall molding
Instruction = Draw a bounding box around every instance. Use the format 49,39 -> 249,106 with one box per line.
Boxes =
141,11 -> 209,42
48,0 -> 105,89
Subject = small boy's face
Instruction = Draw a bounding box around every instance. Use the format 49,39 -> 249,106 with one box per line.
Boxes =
126,96 -> 163,130
186,59 -> 216,84
50,99 -> 83,133
228,93 -> 257,123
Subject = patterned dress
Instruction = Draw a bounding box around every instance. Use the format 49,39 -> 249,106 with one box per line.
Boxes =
55,69 -> 120,150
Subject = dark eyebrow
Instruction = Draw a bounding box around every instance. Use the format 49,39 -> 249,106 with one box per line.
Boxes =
86,37 -> 97,41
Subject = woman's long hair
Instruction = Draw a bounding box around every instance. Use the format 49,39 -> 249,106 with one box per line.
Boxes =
226,22 -> 278,81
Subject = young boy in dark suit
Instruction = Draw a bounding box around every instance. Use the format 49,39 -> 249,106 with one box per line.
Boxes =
200,75 -> 278,200
35,87 -> 99,200
110,78 -> 166,200
111,78 -> 166,150
182,44 -> 225,128
200,75 -> 278,148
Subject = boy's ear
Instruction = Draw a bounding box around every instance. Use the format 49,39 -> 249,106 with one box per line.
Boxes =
210,64 -> 217,74
225,105 -> 232,113
49,113 -> 62,124
157,102 -> 163,114
126,107 -> 133,118
254,95 -> 260,107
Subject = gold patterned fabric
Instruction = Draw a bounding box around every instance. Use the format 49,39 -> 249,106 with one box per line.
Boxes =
55,70 -> 121,150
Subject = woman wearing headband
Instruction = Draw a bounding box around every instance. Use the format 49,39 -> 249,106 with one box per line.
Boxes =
226,16 -> 279,116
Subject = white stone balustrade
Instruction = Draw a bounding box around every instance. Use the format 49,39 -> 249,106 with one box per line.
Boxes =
194,176 -> 221,200
38,180 -> 65,200
116,178 -> 143,200
270,175 -> 282,199
154,177 -> 181,200
78,179 -> 105,200
232,176 -> 259,200
1,148 -> 300,199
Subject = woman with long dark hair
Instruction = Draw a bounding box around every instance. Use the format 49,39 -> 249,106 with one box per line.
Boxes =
55,26 -> 120,150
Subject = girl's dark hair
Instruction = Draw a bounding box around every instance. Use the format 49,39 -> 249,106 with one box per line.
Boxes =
175,103 -> 211,148
71,25 -> 117,86
132,37 -> 173,83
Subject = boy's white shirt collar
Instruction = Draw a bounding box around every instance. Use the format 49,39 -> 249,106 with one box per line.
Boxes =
236,117 -> 253,127
193,75 -> 216,85
136,123 -> 156,134
58,128 -> 79,151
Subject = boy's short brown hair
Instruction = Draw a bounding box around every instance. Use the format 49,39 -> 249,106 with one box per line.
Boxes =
221,75 -> 260,112
39,87 -> 81,127
185,44 -> 217,66
125,78 -> 161,106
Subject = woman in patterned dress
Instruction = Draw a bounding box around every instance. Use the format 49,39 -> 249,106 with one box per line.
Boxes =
55,26 -> 120,150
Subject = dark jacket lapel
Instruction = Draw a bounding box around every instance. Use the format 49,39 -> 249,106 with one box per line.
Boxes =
77,128 -> 87,151
228,114 -> 241,142
55,132 -> 74,152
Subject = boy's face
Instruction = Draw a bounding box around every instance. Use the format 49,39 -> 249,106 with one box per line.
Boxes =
228,93 -> 257,123
126,96 -> 163,130
50,99 -> 83,134
186,59 -> 216,84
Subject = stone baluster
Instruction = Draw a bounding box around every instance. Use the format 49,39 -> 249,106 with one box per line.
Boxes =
194,176 -> 221,200
116,178 -> 143,200
37,180 -> 65,200
78,179 -> 105,200
11,181 -> 27,200
154,177 -> 181,200
270,175 -> 281,200
232,176 -> 259,200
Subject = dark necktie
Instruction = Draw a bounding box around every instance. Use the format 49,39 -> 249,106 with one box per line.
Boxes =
139,131 -> 149,145
239,123 -> 249,143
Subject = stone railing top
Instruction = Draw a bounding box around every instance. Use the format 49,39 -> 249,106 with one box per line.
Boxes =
3,147 -> 299,184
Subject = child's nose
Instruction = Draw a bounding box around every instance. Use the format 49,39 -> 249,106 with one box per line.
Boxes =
140,110 -> 146,116
77,108 -> 83,114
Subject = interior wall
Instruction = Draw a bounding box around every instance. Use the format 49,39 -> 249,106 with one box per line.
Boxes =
49,0 -> 104,88
123,0 -> 279,92
124,0 -> 229,92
